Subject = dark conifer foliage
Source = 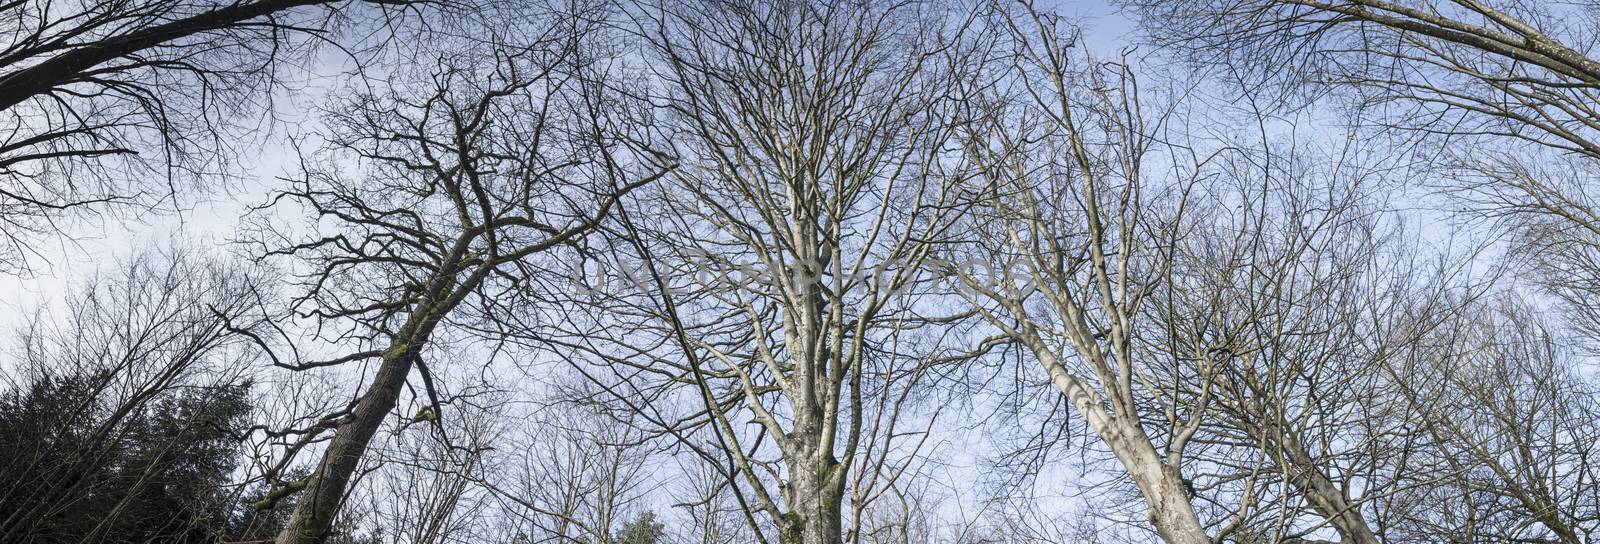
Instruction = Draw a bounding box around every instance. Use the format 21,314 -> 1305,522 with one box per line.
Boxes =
0,376 -> 251,542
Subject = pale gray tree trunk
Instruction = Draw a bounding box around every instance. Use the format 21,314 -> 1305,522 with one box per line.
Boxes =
778,449 -> 847,544
957,7 -> 1218,535
1041,350 -> 1210,544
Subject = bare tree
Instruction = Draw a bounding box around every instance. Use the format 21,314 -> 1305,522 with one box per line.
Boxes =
1129,0 -> 1600,145
362,397 -> 500,544
1128,0 -> 1600,344
1124,4 -> 1600,539
948,7 -> 1214,542
1146,140 -> 1490,543
667,457 -> 759,544
17,3 -> 1600,544
237,6 -> 671,541
470,399 -> 655,544
542,1 -> 986,542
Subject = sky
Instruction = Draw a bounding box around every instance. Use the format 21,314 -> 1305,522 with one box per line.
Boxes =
0,46 -> 353,343
1,0 -> 1139,326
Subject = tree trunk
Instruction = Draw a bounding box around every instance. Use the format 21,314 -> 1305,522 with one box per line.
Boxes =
778,450 -> 846,544
273,346 -> 416,544
1106,420 -> 1212,544
1045,359 -> 1210,544
0,0 -> 332,112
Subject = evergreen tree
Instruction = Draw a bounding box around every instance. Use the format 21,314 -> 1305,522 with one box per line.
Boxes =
612,511 -> 665,544
0,374 -> 253,542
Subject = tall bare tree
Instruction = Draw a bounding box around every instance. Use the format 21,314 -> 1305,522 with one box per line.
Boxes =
239,7 -> 671,541
947,7 -> 1214,541
361,396 -> 500,544
544,1 -> 985,542
1379,295 -> 1600,543
1128,0 -> 1600,343
1126,5 -> 1600,537
465,396 -> 655,544
1147,141 -> 1488,543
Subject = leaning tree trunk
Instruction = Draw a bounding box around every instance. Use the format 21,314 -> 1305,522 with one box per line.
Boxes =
273,345 -> 418,544
1274,434 -> 1381,544
1044,355 -> 1211,544
0,0 -> 333,112
274,275 -> 466,544
1100,416 -> 1212,544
